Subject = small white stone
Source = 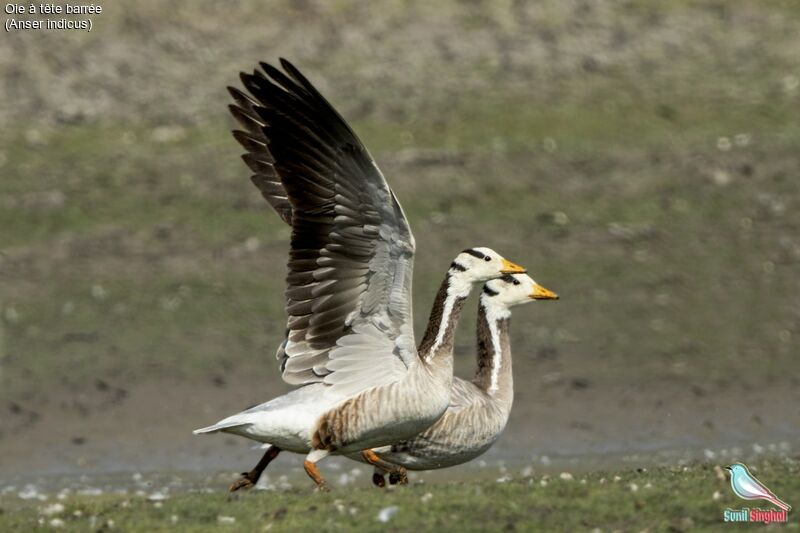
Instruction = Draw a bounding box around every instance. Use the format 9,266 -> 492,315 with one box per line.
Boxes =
91,284 -> 107,300
18,485 -> 42,500
49,518 -> 65,528
559,472 -> 573,481
217,516 -> 236,525
147,492 -> 168,502
4,306 -> 19,324
244,237 -> 261,252
420,492 -> 433,504
376,506 -> 399,523
42,503 -> 65,516
711,169 -> 730,186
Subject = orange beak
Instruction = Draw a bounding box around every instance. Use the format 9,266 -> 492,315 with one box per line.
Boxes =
500,258 -> 526,274
531,284 -> 559,300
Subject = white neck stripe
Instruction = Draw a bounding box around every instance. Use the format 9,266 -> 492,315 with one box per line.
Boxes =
427,273 -> 471,360
487,318 -> 502,394
480,296 -> 511,395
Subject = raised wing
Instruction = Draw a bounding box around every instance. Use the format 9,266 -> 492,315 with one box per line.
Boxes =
228,86 -> 293,225
231,59 -> 417,395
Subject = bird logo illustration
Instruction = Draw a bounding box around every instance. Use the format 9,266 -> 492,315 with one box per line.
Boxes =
725,463 -> 791,512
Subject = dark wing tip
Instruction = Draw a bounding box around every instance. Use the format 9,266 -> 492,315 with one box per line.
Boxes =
239,70 -> 256,86
279,57 -> 295,71
280,59 -> 315,91
259,61 -> 278,76
227,85 -> 247,100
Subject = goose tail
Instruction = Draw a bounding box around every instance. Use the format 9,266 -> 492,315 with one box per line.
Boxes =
193,416 -> 252,435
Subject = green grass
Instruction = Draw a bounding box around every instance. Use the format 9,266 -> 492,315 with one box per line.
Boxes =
1,460 -> 797,531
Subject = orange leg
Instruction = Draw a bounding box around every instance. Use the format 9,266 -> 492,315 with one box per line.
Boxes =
361,450 -> 408,485
303,459 -> 330,492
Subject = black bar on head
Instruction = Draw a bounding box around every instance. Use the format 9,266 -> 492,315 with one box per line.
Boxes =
462,248 -> 487,260
450,261 -> 467,272
482,285 -> 499,296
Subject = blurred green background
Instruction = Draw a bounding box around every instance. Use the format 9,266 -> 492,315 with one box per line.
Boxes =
1,0 -> 798,474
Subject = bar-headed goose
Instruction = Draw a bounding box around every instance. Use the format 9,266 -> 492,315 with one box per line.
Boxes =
193,59 -> 527,491
364,273 -> 558,486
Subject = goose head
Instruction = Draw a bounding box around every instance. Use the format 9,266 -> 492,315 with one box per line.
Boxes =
449,247 -> 526,283
483,273 -> 559,310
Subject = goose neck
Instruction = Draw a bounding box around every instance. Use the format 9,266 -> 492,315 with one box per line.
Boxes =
473,295 -> 513,403
418,272 -> 471,363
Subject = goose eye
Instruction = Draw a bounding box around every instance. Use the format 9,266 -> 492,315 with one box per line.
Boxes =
484,256 -> 491,262
513,279 -> 520,285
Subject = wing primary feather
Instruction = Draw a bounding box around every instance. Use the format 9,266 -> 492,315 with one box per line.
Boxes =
229,60 -> 417,392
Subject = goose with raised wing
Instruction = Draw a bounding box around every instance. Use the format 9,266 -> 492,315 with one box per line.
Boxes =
363,272 -> 558,486
193,59 -> 527,491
